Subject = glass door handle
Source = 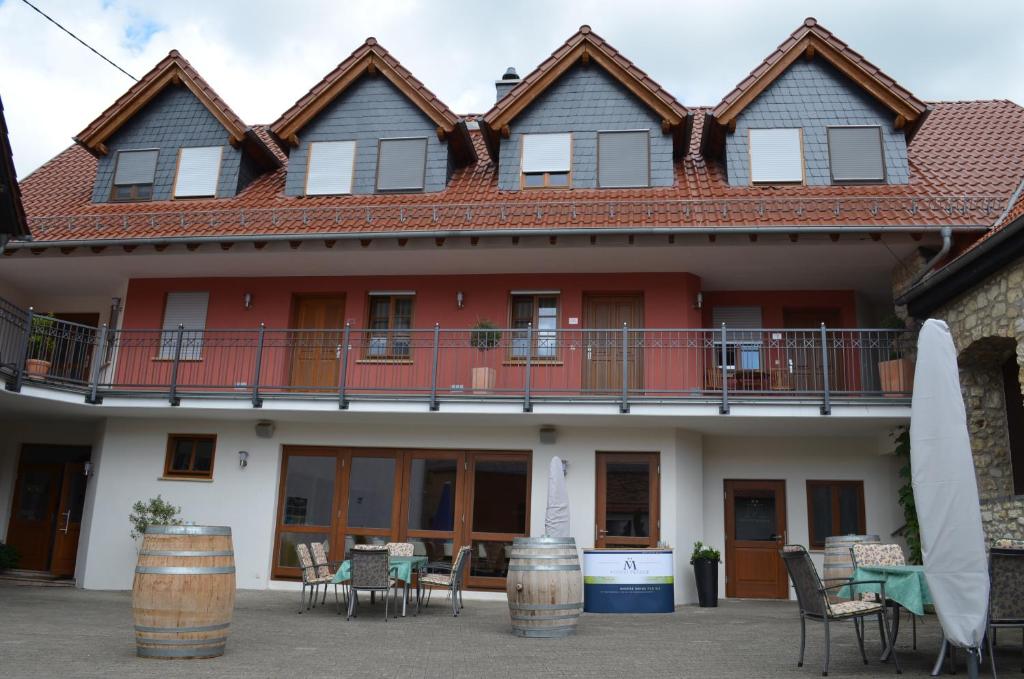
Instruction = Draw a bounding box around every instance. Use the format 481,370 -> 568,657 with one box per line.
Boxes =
60,510 -> 72,533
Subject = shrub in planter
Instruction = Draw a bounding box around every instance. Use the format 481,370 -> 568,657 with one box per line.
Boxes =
469,319 -> 502,392
689,541 -> 721,608
129,495 -> 184,542
0,542 -> 19,571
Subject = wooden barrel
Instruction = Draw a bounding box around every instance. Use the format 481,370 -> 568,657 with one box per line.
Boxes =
506,537 -> 583,638
132,525 -> 235,659
823,534 -> 880,602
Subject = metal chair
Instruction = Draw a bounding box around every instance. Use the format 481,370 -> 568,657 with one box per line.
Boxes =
781,545 -> 901,676
346,546 -> 396,621
294,543 -> 332,614
385,542 -> 415,557
849,542 -> 918,649
310,540 -> 345,613
420,545 -> 472,616
987,541 -> 1024,676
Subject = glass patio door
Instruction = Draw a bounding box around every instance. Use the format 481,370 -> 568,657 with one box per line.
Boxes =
402,451 -> 465,565
465,454 -> 531,588
273,448 -> 340,576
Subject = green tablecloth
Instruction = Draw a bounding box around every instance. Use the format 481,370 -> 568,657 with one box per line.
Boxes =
836,564 -> 932,616
331,555 -> 428,585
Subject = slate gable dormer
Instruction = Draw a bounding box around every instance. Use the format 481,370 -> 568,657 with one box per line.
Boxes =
90,85 -> 256,202
724,58 -> 910,186
495,63 -> 674,191
282,75 -> 449,196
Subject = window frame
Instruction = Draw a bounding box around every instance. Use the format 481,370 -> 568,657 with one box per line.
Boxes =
520,133 -> 572,190
109,148 -> 159,202
374,137 -> 428,193
1002,355 -> 1024,496
363,293 -> 415,361
507,293 -> 560,362
304,140 -> 357,196
748,127 -> 805,185
172,146 -> 224,199
597,129 -> 651,188
163,434 -> 217,479
805,480 -> 866,550
826,125 -> 886,185
157,291 -> 209,361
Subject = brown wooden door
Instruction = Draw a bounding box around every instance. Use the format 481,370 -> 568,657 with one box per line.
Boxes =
583,294 -> 644,393
6,462 -> 63,571
595,452 -> 659,548
289,295 -> 345,390
51,463 -> 88,577
782,308 -> 843,392
724,479 -> 788,599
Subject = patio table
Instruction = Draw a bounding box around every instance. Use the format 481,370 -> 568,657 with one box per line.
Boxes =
836,564 -> 932,616
332,555 -> 428,617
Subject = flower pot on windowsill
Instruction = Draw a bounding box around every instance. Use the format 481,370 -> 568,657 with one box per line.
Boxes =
25,358 -> 52,379
471,367 -> 496,394
879,357 -> 914,396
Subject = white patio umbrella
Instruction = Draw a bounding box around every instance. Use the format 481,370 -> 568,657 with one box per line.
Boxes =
910,319 -> 989,673
544,456 -> 571,538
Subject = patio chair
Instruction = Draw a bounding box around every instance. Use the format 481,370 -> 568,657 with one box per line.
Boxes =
385,542 -> 415,557
987,540 -> 1024,675
781,545 -> 901,676
310,540 -> 346,613
850,542 -> 918,649
294,543 -> 332,614
421,545 -> 472,617
346,546 -> 396,621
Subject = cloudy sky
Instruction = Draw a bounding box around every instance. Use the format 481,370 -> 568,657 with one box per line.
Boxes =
2,0 -> 1023,177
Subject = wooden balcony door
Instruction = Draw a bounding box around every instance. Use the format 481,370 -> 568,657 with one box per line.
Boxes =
582,294 -> 644,393
782,308 -> 843,393
595,452 -> 659,548
289,294 -> 345,390
724,479 -> 788,599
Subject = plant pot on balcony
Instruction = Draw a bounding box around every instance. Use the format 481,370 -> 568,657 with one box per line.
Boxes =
471,367 -> 496,394
879,357 -> 914,396
25,359 -> 52,379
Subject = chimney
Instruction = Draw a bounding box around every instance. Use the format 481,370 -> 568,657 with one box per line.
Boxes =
495,67 -> 520,102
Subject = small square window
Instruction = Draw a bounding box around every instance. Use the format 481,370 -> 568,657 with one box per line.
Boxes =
828,126 -> 885,183
174,146 -> 222,198
376,138 -> 427,191
306,141 -> 356,195
164,434 -> 217,479
749,128 -> 803,184
110,149 -> 158,202
598,130 -> 649,188
521,133 -> 572,189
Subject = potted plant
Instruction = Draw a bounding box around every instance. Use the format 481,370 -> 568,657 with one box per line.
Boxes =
469,319 -> 502,393
690,541 -> 721,608
877,314 -> 915,396
129,495 -> 184,551
25,315 -> 57,378
0,542 -> 19,572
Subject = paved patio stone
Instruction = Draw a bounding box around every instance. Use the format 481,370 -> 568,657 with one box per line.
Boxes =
0,583 -> 1008,678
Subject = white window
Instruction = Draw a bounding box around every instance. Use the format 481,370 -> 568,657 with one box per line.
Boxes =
749,128 -> 803,184
305,141 -> 356,195
174,146 -> 222,198
159,292 -> 209,360
828,126 -> 885,183
376,138 -> 427,191
521,133 -> 571,188
711,306 -> 763,370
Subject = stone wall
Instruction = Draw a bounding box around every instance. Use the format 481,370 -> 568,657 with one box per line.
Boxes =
931,257 -> 1024,540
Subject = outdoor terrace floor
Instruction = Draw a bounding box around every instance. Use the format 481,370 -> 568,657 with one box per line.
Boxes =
0,583 -> 1005,678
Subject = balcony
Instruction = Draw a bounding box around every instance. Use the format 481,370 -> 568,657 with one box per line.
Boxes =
1,299 -> 914,414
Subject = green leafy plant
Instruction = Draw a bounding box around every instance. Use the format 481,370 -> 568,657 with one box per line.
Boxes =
879,314 -> 910,360
469,319 -> 502,351
689,540 -> 721,564
893,427 -> 922,564
129,495 -> 184,540
0,542 -> 19,570
28,315 -> 57,361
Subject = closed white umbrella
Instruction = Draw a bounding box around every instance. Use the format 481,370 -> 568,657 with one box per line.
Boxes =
544,456 -> 570,538
910,320 -> 989,672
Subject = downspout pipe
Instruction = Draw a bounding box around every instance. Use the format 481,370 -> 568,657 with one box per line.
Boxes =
900,225 -> 953,292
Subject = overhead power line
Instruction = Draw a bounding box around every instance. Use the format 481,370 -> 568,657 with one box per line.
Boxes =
19,0 -> 137,82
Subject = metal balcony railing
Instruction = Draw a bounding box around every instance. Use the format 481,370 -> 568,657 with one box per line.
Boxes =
1,303 -> 913,413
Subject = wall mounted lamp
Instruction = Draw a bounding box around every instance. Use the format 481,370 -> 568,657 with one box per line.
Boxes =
694,291 -> 704,310
238,450 -> 249,469
243,292 -> 254,310
456,291 -> 465,309
83,461 -> 93,477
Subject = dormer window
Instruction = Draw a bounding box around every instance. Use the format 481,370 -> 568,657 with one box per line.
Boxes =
306,141 -> 356,195
110,149 -> 158,201
521,133 -> 571,188
173,146 -> 222,198
828,126 -> 885,183
749,128 -> 803,184
376,138 -> 427,192
598,130 -> 650,188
